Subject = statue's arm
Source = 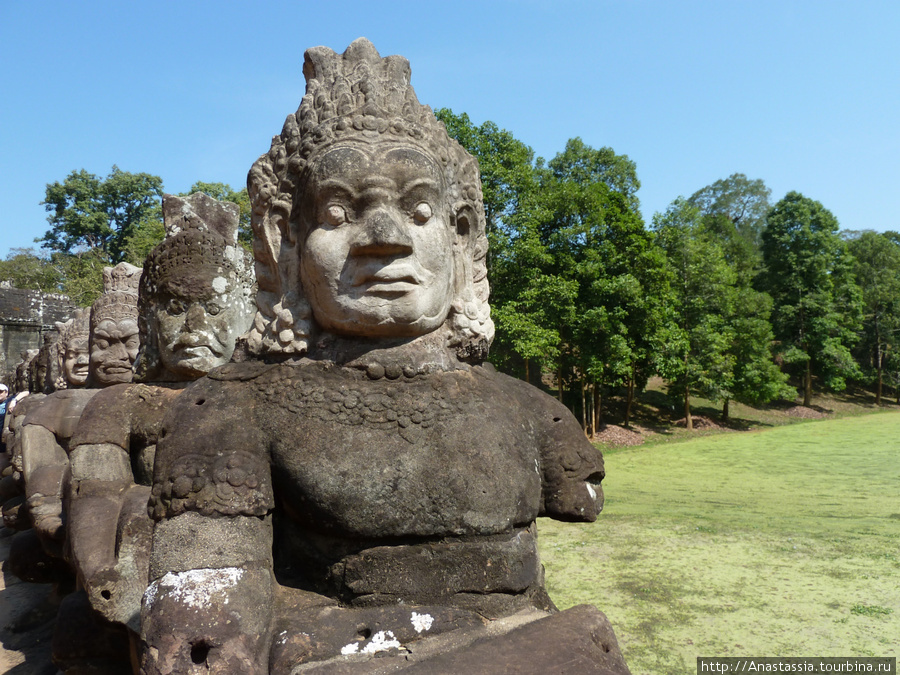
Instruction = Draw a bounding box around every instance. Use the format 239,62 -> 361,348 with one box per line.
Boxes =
20,423 -> 68,551
141,405 -> 276,674
513,381 -> 605,522
67,440 -> 150,627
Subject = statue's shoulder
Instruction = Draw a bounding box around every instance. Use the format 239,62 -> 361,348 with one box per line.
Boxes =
69,383 -> 136,448
207,361 -> 278,382
23,388 -> 101,439
71,383 -> 183,449
475,365 -> 573,420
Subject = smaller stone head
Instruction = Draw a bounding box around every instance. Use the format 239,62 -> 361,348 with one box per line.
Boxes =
134,193 -> 256,382
89,263 -> 142,387
33,332 -> 61,394
55,308 -> 91,389
17,350 -> 38,393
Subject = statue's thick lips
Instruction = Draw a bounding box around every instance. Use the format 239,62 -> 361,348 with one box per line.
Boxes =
175,345 -> 219,357
352,263 -> 422,288
101,365 -> 132,373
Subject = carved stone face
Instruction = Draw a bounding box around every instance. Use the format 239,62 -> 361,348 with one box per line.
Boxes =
63,336 -> 90,386
300,144 -> 454,338
154,284 -> 243,379
90,318 -> 139,386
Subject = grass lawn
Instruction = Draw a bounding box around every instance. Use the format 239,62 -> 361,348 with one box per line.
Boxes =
538,412 -> 900,674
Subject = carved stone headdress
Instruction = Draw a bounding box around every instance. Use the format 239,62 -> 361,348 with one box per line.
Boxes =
246,38 -> 493,359
54,308 -> 90,389
90,262 -> 142,328
134,192 -> 256,382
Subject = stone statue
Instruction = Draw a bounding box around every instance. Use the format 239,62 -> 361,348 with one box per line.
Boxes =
15,349 -> 39,395
61,193 -> 255,669
14,262 -> 141,557
0,312 -> 87,535
141,39 -> 627,673
54,308 -> 91,390
29,331 -> 59,394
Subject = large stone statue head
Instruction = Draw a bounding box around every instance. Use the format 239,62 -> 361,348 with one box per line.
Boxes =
54,308 -> 91,389
134,192 -> 256,382
246,38 -> 493,361
88,262 -> 142,387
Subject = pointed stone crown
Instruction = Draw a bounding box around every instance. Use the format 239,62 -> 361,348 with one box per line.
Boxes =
56,308 -> 90,346
91,262 -> 142,326
141,193 -> 247,299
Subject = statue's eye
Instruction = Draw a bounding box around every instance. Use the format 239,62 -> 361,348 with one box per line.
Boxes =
94,339 -> 109,350
413,202 -> 433,224
325,204 -> 347,226
168,299 -> 186,315
207,303 -> 222,316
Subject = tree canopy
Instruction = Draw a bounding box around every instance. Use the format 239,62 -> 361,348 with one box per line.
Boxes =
40,166 -> 164,263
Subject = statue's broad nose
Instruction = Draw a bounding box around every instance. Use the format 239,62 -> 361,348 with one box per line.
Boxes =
352,208 -> 413,256
184,303 -> 208,331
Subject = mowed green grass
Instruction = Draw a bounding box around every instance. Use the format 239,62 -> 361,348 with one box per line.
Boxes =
538,412 -> 900,674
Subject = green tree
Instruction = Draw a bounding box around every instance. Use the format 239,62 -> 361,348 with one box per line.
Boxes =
725,288 -> 793,415
846,230 -> 900,404
434,109 -> 536,236
40,166 -> 164,263
0,248 -> 64,292
689,173 -> 771,284
654,199 -> 736,429
542,140 -> 670,430
55,249 -> 108,306
760,192 -> 863,405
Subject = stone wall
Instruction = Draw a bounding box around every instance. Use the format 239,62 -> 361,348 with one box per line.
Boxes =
0,286 -> 76,386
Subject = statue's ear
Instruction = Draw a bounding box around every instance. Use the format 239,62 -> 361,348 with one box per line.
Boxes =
452,202 -> 476,242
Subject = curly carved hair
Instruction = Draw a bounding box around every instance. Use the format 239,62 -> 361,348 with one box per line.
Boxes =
245,38 -> 493,360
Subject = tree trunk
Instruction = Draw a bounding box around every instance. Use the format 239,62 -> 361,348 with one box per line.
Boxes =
525,358 -> 530,386
684,383 -> 693,430
722,398 -> 730,419
581,375 -> 591,438
593,385 -> 601,433
803,360 -> 812,407
624,374 -> 634,429
557,369 -> 563,403
875,345 -> 883,406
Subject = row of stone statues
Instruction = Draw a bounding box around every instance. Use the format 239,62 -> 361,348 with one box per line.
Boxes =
1,38 -> 629,674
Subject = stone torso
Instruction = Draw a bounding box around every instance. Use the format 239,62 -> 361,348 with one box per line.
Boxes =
152,362 -> 545,539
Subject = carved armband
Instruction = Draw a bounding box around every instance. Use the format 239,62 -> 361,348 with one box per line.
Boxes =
149,449 -> 273,521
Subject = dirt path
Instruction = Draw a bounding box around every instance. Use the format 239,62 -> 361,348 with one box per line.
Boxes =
0,528 -> 58,675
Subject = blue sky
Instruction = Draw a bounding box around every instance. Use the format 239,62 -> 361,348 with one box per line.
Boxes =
2,1 -> 898,256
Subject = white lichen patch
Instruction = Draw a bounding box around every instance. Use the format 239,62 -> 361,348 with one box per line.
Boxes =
146,567 -> 243,609
410,612 -> 433,633
341,630 -> 402,657
586,482 -> 597,500
212,276 -> 228,294
362,631 -> 401,654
